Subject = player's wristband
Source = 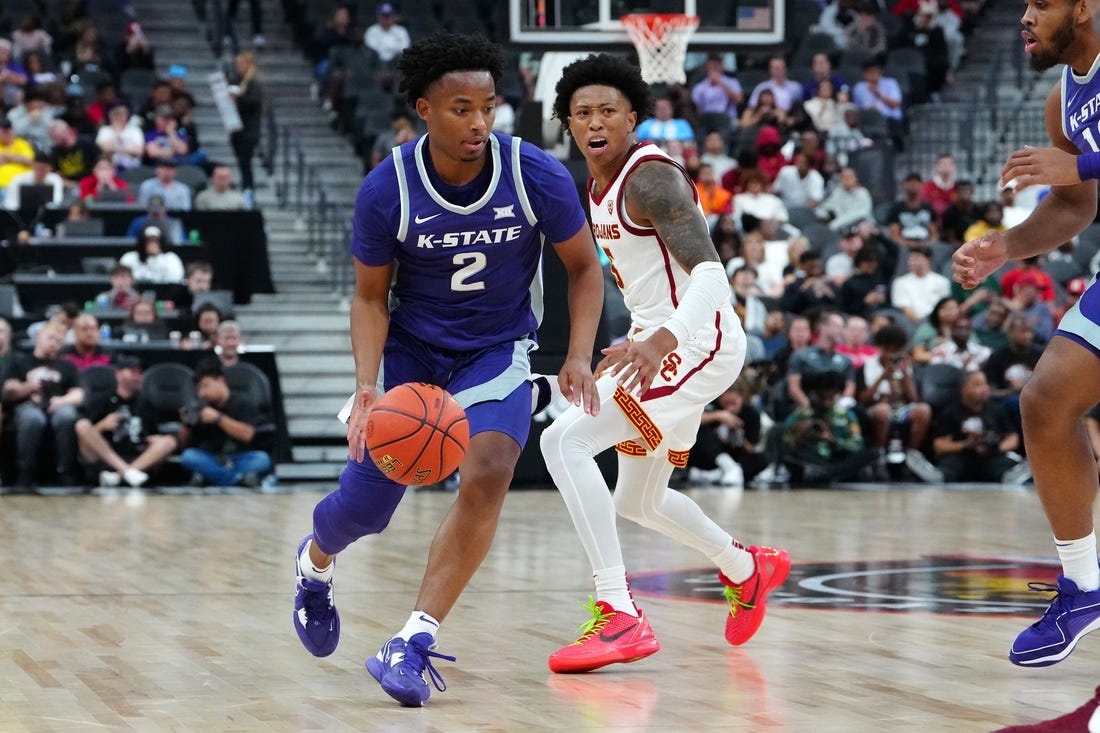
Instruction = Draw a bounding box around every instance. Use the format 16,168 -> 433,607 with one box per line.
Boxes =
1077,152 -> 1100,182
660,261 -> 729,347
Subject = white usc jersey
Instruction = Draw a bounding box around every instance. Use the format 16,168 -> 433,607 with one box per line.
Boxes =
588,142 -> 740,351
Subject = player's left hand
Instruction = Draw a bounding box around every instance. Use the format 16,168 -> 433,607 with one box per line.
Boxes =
558,354 -> 599,416
1000,144 -> 1081,191
596,330 -> 676,397
347,386 -> 377,463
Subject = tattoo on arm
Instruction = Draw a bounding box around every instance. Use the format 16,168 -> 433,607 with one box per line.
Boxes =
625,161 -> 719,271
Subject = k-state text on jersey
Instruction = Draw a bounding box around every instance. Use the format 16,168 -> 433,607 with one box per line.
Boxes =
416,225 -> 524,248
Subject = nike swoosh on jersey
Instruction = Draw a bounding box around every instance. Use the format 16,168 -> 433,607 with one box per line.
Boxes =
414,212 -> 442,224
598,623 -> 637,643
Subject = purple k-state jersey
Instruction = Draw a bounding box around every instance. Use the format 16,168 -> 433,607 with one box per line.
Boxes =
1062,55 -> 1100,154
350,132 -> 587,352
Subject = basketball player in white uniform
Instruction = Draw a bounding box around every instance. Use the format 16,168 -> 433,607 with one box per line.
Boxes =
540,54 -> 791,674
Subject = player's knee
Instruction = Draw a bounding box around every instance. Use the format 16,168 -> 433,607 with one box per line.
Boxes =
312,495 -> 392,552
541,418 -> 598,465
1020,377 -> 1063,423
457,455 -> 514,503
613,487 -> 654,526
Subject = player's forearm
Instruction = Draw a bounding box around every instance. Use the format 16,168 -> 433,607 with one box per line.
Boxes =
563,257 -> 603,363
350,294 -> 388,392
1003,185 -> 1096,259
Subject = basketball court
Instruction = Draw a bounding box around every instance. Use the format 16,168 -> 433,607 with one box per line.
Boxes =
4,482 -> 1094,731
2,3 -> 1081,731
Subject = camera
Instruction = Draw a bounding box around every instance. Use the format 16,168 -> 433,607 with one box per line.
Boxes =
180,401 -> 204,427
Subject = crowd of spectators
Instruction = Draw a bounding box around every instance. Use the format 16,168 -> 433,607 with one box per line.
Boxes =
0,0 -> 1075,495
0,1 -> 264,224
0,3 -> 273,492
675,140 -> 1077,488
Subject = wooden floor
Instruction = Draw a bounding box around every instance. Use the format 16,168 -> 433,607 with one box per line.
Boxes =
3,482 -> 1099,732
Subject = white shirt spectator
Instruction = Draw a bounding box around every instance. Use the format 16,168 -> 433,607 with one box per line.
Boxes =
862,354 -> 918,401
4,169 -> 64,210
825,250 -> 854,282
195,187 -> 246,211
772,163 -> 825,209
891,270 -> 952,322
929,339 -> 992,371
492,98 -> 516,135
804,94 -> 844,134
7,100 -> 55,151
364,18 -> 411,63
95,121 -> 144,171
119,249 -> 186,283
817,0 -> 859,49
815,167 -> 873,232
733,190 -> 789,229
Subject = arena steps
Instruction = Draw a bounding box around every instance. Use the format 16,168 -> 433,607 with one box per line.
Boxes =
137,0 -> 368,478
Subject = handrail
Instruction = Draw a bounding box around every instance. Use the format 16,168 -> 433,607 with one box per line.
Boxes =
273,121 -> 355,294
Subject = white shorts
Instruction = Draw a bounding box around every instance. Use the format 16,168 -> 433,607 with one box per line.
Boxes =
593,316 -> 746,456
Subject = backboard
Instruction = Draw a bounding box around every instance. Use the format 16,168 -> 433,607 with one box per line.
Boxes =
508,0 -> 785,48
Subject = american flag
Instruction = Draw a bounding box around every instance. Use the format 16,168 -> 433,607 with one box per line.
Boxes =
737,6 -> 772,30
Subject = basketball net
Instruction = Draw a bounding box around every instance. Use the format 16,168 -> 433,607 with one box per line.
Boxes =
622,14 -> 700,85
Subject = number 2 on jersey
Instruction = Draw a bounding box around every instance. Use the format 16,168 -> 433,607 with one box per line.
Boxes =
452,252 -> 487,291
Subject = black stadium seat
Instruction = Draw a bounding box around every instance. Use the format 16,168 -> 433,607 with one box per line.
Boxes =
223,361 -> 277,451
80,364 -> 119,411
139,362 -> 197,435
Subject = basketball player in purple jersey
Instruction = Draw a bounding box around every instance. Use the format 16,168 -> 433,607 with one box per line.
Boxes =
540,54 -> 790,674
954,0 -> 1100,714
291,33 -> 604,707
965,3 -> 1100,729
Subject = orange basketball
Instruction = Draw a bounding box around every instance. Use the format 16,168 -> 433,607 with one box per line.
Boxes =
365,382 -> 469,485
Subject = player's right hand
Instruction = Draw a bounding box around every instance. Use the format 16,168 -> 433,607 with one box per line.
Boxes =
952,230 -> 1008,290
347,386 -> 377,463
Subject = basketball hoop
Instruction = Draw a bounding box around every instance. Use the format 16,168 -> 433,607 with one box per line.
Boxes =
622,13 -> 700,86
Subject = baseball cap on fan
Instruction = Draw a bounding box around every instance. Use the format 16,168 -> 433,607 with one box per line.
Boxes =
114,354 -> 143,371
1013,271 -> 1045,294
377,3 -> 395,14
1067,277 -> 1088,296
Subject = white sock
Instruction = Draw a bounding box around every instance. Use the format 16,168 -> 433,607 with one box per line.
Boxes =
298,539 -> 333,583
397,610 -> 440,641
594,565 -> 638,617
1056,533 -> 1100,591
712,540 -> 755,584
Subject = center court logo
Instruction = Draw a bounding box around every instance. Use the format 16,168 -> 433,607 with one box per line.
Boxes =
628,556 -> 1062,616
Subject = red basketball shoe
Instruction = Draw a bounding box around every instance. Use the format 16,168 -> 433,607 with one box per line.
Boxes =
548,598 -> 660,673
720,545 -> 791,646
992,686 -> 1100,732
